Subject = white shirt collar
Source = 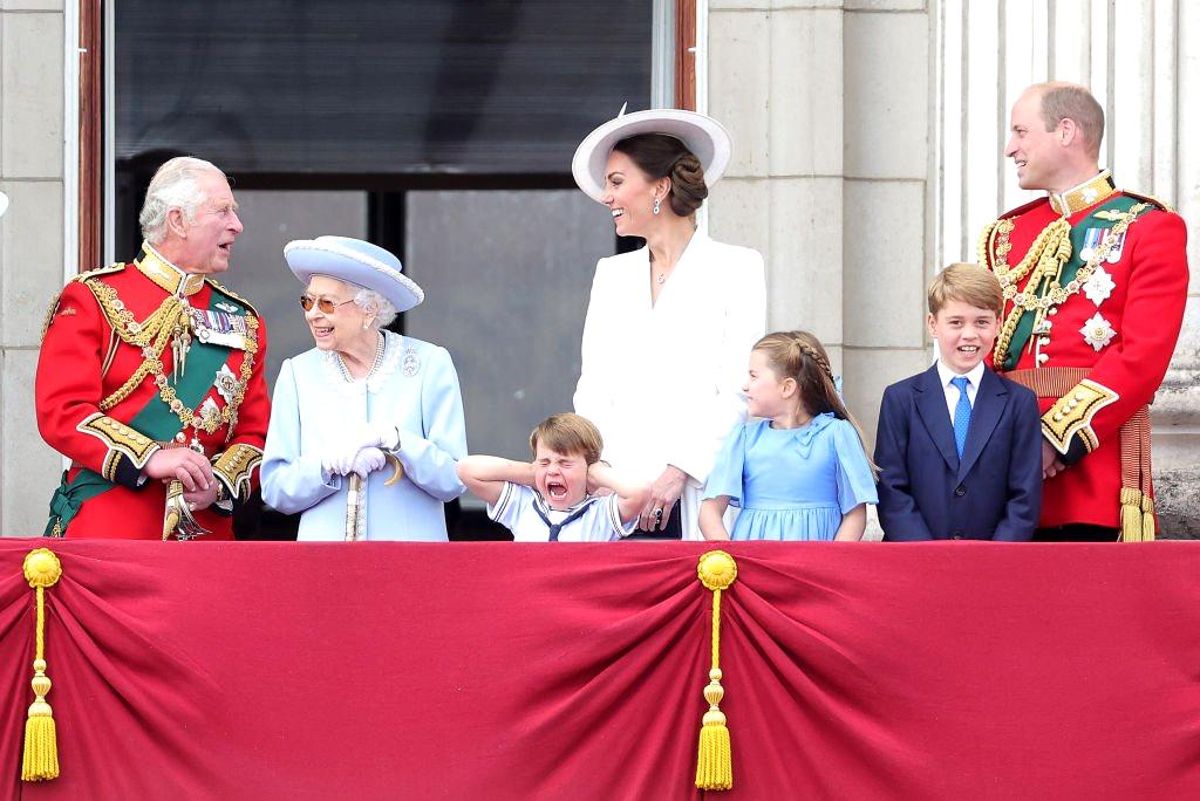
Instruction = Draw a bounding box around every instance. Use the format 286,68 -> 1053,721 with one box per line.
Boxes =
936,359 -> 986,390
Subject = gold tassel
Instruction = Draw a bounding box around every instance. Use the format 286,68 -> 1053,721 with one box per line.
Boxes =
21,548 -> 63,782
695,550 -> 738,791
1141,495 -> 1156,541
1119,488 -> 1144,543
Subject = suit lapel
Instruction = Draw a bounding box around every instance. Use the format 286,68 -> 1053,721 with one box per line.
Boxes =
957,369 -> 1007,480
914,365 -> 959,472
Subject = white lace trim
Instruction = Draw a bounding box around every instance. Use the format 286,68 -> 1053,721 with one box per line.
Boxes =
321,330 -> 403,396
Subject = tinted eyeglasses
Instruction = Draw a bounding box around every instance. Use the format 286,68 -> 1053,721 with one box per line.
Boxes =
299,295 -> 356,314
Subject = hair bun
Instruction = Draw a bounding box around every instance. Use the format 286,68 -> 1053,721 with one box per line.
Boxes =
669,154 -> 708,217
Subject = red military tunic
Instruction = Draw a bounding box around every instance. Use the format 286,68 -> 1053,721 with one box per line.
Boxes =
979,171 -> 1188,536
36,244 -> 271,539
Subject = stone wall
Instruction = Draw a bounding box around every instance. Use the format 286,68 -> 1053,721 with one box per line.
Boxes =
706,0 -> 933,451
0,0 -> 69,536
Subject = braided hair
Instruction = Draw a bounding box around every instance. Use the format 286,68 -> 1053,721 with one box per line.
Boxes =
753,331 -> 878,476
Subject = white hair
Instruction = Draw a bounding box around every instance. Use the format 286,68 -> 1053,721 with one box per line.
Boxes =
138,156 -> 226,244
353,287 -> 398,328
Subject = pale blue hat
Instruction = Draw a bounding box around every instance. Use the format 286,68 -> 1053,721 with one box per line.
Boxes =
284,236 -> 424,312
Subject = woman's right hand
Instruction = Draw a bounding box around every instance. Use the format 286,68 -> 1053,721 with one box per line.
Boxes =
350,447 -> 386,479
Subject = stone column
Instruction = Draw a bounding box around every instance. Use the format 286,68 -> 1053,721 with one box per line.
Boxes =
0,0 -> 69,536
706,1 -> 934,441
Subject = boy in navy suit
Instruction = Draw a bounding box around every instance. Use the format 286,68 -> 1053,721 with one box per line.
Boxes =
875,263 -> 1042,540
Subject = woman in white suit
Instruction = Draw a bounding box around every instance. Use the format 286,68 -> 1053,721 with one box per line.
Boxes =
572,109 -> 767,539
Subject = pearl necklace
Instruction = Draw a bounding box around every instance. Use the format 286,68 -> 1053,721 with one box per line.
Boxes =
334,331 -> 385,383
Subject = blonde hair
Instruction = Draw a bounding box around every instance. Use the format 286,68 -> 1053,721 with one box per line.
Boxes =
927,263 -> 1003,316
753,331 -> 877,476
529,413 -> 604,464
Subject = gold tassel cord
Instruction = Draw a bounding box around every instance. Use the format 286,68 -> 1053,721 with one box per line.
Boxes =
1119,488 -> 1144,542
695,550 -> 738,791
21,548 -> 63,782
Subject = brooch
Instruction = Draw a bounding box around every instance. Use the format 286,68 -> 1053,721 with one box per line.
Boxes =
402,348 -> 421,377
1080,312 -> 1116,351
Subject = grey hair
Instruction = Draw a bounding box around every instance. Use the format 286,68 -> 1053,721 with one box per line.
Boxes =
353,287 -> 398,328
139,156 -> 226,243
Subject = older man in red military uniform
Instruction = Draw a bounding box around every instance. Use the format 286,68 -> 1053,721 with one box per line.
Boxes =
979,82 -> 1189,541
36,156 -> 270,539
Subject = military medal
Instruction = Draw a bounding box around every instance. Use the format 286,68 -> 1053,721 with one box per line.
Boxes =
214,364 -> 239,404
1080,312 -> 1116,351
1082,266 -> 1116,306
1079,227 -> 1104,262
1105,230 -> 1127,263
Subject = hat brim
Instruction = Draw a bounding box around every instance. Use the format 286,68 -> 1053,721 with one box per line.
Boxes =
284,239 -> 424,313
571,109 -> 732,203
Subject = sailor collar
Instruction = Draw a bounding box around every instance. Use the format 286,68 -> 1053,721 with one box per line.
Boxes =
136,242 -> 206,297
1048,170 -> 1117,217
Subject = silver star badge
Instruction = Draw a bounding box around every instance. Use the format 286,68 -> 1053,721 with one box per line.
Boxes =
214,364 -> 238,404
1082,266 -> 1115,306
1080,312 -> 1116,351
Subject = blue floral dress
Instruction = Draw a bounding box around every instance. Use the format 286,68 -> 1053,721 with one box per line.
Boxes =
703,413 -> 878,541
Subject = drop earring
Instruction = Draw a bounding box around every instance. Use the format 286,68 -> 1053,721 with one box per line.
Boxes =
652,197 -> 661,216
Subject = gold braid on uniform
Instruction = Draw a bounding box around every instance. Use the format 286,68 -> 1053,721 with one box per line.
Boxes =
986,203 -> 1151,367
981,217 -> 1072,367
82,278 -> 259,437
212,443 -> 264,502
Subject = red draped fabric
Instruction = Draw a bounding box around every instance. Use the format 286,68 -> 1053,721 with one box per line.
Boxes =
2,539 -> 1198,800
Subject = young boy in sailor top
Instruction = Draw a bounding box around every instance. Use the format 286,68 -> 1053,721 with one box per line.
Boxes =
456,413 -> 648,541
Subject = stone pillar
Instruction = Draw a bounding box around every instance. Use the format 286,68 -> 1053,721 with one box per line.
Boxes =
706,1 -> 934,442
0,0 -> 69,536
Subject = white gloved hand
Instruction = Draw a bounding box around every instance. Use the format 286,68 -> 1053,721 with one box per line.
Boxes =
350,447 -> 386,480
321,421 -> 398,477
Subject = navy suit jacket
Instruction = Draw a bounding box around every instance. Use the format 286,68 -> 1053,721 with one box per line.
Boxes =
874,364 -> 1042,541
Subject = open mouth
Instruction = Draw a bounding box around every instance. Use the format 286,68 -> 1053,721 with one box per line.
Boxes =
958,345 -> 979,353
312,325 -> 333,339
611,209 -> 624,219
546,482 -> 568,500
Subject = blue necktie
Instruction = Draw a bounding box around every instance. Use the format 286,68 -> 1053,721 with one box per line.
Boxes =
950,376 -> 972,458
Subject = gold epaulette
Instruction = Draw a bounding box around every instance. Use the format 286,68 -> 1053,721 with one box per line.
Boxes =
205,278 -> 260,317
1121,190 -> 1172,213
39,264 -> 127,343
73,262 -> 127,284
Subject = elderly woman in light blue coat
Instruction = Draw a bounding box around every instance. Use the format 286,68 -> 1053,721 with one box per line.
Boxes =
262,236 -> 466,540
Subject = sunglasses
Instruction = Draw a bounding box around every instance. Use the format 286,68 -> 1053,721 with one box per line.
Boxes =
299,295 -> 356,314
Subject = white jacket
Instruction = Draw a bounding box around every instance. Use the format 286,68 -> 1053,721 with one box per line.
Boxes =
573,231 -> 767,539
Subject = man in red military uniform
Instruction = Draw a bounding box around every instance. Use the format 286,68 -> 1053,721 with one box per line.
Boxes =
36,156 -> 270,539
979,82 -> 1189,541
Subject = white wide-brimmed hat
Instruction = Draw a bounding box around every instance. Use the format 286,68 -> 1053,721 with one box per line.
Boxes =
571,107 -> 732,203
284,236 -> 424,313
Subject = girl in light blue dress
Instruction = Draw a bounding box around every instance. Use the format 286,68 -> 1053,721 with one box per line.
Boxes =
699,331 -> 878,541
